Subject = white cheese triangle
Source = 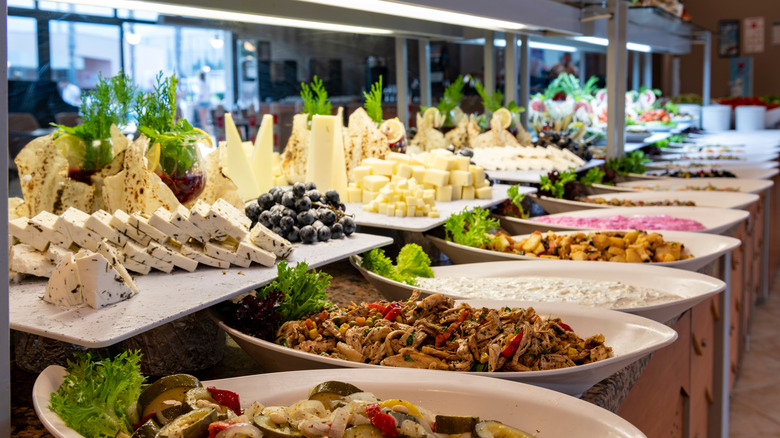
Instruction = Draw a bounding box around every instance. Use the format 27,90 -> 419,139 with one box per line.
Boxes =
75,252 -> 137,309
306,114 -> 349,198
251,114 -> 275,194
44,253 -> 83,306
223,113 -> 260,201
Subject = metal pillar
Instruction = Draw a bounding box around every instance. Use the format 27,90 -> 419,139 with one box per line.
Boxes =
699,30 -> 712,105
672,56 -> 681,97
519,34 -> 530,128
505,32 -> 518,107
713,251 -> 732,438
579,54 -> 587,87
1,5 -> 9,437
395,37 -> 409,128
605,0 -> 628,159
483,30 -> 495,94
631,51 -> 640,91
418,38 -> 431,107
642,51 -> 652,89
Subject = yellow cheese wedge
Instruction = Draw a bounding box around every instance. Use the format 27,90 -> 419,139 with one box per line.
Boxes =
224,113 -> 260,200
250,114 -> 275,194
306,115 -> 348,199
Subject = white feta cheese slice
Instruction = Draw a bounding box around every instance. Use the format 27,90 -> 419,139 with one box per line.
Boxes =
56,207 -> 101,252
85,210 -> 128,246
74,252 -> 137,309
171,204 -> 210,243
110,210 -> 152,246
149,207 -> 190,243
180,242 -> 230,269
8,217 -> 43,250
208,199 -> 251,239
121,256 -> 152,275
95,240 -> 139,294
128,212 -> 168,243
44,253 -> 82,306
147,240 -> 198,272
29,211 -> 71,248
188,200 -> 226,240
45,245 -> 73,264
122,241 -> 174,273
10,243 -> 56,278
236,238 -> 275,267
248,223 -> 294,259
204,240 -> 251,268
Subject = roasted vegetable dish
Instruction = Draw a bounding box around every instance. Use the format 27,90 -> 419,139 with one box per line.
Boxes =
582,197 -> 696,207
277,292 -> 612,372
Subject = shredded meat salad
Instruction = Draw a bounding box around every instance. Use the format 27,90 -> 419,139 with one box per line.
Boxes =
276,293 -> 613,372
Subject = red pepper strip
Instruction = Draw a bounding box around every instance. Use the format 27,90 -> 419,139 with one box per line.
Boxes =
558,322 -> 573,332
206,387 -> 241,416
435,310 -> 470,347
366,403 -> 397,437
368,303 -> 387,314
132,412 -> 156,430
500,330 -> 524,358
207,421 -> 234,438
383,302 -> 402,321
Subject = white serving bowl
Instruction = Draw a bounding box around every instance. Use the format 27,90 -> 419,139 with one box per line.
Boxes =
214,299 -> 677,397
350,258 -> 725,323
34,365 -> 647,438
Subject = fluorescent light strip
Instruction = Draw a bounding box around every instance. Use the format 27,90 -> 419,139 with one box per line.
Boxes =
294,0 -> 527,31
46,0 -> 394,34
477,38 -> 578,53
573,36 -> 652,52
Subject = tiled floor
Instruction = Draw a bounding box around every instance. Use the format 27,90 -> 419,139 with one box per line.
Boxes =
729,287 -> 780,436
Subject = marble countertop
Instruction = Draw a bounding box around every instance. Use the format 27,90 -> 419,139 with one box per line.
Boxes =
10,259 -> 651,436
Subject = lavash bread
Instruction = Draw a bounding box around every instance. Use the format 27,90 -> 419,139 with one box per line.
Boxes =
198,144 -> 244,210
410,112 -> 447,152
345,107 -> 391,180
471,114 -> 522,148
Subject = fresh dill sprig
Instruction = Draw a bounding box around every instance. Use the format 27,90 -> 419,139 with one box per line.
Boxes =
436,75 -> 466,124
300,76 -> 332,122
474,79 -> 503,113
364,75 -> 383,124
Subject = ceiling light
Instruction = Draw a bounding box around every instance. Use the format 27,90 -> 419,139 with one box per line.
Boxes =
293,0 -> 527,31
210,34 -> 224,49
572,36 -> 609,46
46,0 -> 394,34
243,41 -> 256,52
627,42 -> 651,52
527,41 -> 577,53
125,31 -> 141,45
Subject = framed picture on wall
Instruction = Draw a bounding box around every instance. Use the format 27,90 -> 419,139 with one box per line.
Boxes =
719,20 -> 740,57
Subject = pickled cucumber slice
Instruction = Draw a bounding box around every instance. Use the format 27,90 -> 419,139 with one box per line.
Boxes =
156,407 -> 217,438
474,420 -> 535,438
435,415 -> 480,434
343,424 -> 384,438
253,414 -> 304,438
308,381 -> 363,407
137,374 -> 202,420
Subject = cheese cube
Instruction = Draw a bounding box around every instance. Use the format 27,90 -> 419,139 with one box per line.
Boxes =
347,187 -> 363,203
395,208 -> 405,217
362,158 -> 395,176
423,169 -> 450,187
475,178 -> 490,188
453,156 -> 471,171
415,210 -> 424,217
469,165 -> 486,186
411,165 -> 427,182
451,185 -> 463,201
449,170 -> 473,187
388,152 -> 411,164
430,148 -> 452,157
29,211 -> 70,248
462,186 -> 476,200
422,191 -> 435,206
385,205 -> 395,217
274,175 -> 288,186
352,166 -> 372,183
394,164 -> 412,180
435,185 -> 453,202
406,205 -> 417,217
362,190 -> 379,204
428,211 -> 440,218
431,154 -> 455,171
390,174 -> 404,183
476,186 -> 493,199
362,175 -> 390,192
422,204 -> 431,214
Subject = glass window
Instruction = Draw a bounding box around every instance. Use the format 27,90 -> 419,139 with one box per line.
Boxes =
49,20 -> 121,96
7,16 -> 38,80
39,1 -> 114,16
7,0 -> 35,8
117,9 -> 159,21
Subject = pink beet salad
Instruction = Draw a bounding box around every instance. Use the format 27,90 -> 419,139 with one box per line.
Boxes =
531,214 -> 706,231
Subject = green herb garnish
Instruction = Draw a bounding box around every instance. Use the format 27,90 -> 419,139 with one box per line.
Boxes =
507,185 -> 529,219
540,169 -> 578,199
49,350 -> 145,438
579,167 -> 605,186
364,75 -> 383,124
136,72 -> 199,176
474,79 -> 503,113
259,261 -> 332,322
606,150 -> 650,176
444,207 -> 500,248
52,72 -> 136,171
301,75 -> 332,122
424,75 -> 466,126
360,243 -> 433,286
544,74 -> 599,100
